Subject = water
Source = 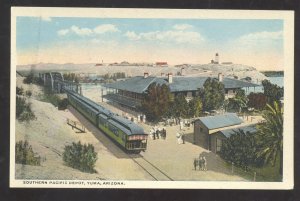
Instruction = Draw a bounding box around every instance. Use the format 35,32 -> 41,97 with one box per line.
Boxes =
244,76 -> 284,94
268,76 -> 284,88
80,83 -> 107,103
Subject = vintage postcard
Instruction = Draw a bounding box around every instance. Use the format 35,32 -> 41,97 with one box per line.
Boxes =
10,7 -> 294,189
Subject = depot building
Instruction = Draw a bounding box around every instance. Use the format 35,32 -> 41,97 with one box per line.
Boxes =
102,73 -> 259,111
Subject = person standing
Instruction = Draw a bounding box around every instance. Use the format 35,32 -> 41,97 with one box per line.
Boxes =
152,128 -> 156,140
203,156 -> 207,171
182,133 -> 185,144
193,158 -> 198,171
176,132 -> 181,144
199,157 -> 204,171
162,128 -> 166,139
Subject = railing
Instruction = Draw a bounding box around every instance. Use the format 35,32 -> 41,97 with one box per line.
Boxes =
66,118 -> 86,133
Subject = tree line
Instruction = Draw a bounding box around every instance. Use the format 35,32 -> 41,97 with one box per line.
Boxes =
141,78 -> 283,122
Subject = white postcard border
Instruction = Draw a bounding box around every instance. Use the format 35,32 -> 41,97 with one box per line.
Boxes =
10,7 -> 294,189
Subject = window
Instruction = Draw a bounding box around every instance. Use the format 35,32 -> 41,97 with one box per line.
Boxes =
216,138 -> 222,152
121,133 -> 126,142
200,127 -> 203,132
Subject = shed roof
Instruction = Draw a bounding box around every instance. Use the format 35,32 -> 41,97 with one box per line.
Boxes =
198,113 -> 243,130
103,76 -> 258,94
219,125 -> 257,138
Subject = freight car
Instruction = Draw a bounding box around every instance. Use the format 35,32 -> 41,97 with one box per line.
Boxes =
66,90 -> 148,153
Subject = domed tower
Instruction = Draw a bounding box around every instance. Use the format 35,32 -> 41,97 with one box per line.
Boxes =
215,53 -> 219,64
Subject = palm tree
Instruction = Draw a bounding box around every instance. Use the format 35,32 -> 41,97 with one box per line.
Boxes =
256,101 -> 283,175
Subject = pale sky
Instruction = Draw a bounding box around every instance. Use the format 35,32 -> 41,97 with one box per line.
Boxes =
16,17 -> 284,71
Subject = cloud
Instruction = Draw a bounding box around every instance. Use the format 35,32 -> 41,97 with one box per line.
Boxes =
57,29 -> 69,36
94,24 -> 120,34
230,30 -> 283,55
57,24 -> 120,37
237,31 -> 283,44
70,25 -> 93,36
41,16 -> 52,21
124,30 -> 204,44
173,24 -> 193,30
124,31 -> 141,40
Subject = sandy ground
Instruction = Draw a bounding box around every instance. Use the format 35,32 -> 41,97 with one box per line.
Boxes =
83,86 -> 248,181
15,78 -> 152,180
15,77 -> 247,181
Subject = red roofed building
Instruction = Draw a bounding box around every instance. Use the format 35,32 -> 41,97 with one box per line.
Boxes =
155,62 -> 168,67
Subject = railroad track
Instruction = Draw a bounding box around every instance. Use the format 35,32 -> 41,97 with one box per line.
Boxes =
129,155 -> 173,181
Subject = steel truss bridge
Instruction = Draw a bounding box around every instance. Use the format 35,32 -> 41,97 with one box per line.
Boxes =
39,72 -> 82,94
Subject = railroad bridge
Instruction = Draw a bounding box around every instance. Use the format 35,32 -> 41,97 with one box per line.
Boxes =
39,72 -> 82,94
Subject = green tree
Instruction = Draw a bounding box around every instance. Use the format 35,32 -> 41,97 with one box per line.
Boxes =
247,92 -> 268,110
63,73 -> 79,83
256,101 -> 283,175
227,89 -> 248,113
188,96 -> 203,117
220,129 -> 259,169
170,94 -> 189,118
141,83 -> 172,122
202,78 -> 225,111
262,79 -> 283,103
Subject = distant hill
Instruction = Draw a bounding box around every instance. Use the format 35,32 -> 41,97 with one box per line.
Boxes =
16,62 -> 267,84
17,63 -> 97,71
260,71 -> 284,77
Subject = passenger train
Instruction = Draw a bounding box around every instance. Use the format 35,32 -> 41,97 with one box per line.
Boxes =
66,90 -> 148,153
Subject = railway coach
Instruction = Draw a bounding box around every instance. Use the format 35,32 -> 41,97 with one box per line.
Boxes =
66,90 -> 148,153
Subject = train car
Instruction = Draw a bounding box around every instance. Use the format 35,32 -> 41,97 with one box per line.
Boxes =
66,90 -> 148,153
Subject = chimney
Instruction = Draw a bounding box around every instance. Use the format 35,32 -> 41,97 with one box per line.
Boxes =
168,73 -> 173,83
218,73 -> 223,82
144,72 -> 149,78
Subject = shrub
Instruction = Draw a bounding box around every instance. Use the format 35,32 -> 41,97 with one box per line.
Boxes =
58,98 -> 69,110
63,141 -> 97,173
41,88 -> 61,107
16,96 -> 36,122
16,87 -> 24,95
15,140 -> 41,166
25,90 -> 32,97
23,73 -> 34,84
23,71 -> 43,85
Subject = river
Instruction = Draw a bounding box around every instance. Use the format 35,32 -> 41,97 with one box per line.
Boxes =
244,76 -> 284,94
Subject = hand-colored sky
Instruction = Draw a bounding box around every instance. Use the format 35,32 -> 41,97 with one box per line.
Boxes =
16,17 -> 284,70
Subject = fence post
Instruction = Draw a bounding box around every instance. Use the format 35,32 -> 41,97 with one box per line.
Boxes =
254,172 -> 256,181
231,162 -> 234,174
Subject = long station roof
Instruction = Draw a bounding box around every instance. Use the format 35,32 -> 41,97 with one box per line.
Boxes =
103,76 -> 259,94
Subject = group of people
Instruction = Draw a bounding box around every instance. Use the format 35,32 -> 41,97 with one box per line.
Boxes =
193,156 -> 207,171
149,126 -> 167,140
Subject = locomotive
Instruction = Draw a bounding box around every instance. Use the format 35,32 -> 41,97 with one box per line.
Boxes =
66,90 -> 148,153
